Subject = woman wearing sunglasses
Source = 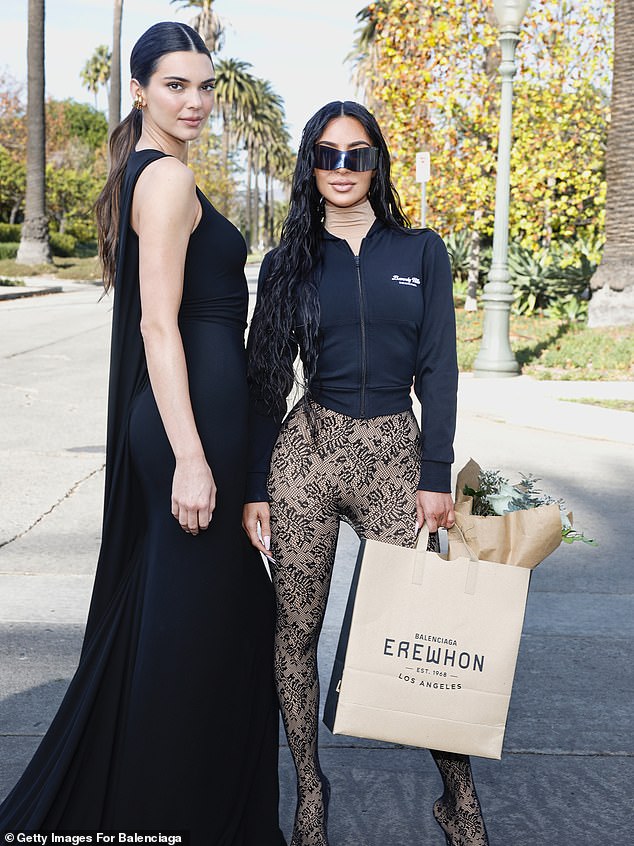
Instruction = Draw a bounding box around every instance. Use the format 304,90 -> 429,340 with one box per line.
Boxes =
243,101 -> 489,846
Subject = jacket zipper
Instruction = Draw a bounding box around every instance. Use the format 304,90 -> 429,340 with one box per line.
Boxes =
355,253 -> 367,416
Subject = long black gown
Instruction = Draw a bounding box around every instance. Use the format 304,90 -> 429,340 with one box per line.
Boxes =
0,149 -> 285,845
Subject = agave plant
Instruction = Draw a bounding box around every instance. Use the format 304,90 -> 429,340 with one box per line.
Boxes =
545,295 -> 588,322
507,244 -> 555,315
508,240 -> 597,318
445,229 -> 472,296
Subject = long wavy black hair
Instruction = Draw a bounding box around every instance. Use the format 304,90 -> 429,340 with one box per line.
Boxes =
247,100 -> 409,419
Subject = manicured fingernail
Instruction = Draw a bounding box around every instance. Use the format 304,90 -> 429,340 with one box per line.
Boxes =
413,520 -> 419,537
264,535 -> 270,551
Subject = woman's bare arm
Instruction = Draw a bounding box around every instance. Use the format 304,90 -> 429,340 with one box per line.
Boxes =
132,157 -> 215,536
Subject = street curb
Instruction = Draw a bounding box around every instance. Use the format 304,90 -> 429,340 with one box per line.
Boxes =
0,285 -> 64,301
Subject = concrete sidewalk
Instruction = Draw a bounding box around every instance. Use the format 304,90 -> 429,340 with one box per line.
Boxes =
0,287 -> 632,844
0,275 -> 80,301
0,260 -> 263,301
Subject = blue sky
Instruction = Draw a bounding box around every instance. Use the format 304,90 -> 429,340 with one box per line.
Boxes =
2,0 -> 366,147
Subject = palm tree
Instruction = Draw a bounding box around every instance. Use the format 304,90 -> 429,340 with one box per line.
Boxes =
170,0 -> 224,53
108,0 -> 124,138
213,58 -> 258,170
17,0 -> 51,265
262,134 -> 293,247
238,80 -> 286,251
347,1 -> 391,100
588,0 -> 634,326
80,45 -> 111,110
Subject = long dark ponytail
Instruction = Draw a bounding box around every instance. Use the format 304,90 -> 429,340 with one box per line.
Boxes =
247,100 -> 409,418
95,22 -> 210,291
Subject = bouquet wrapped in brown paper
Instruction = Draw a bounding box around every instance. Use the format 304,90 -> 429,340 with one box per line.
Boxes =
447,458 -> 593,569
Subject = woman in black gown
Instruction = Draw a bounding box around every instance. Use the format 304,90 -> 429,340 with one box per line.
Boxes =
0,22 -> 284,845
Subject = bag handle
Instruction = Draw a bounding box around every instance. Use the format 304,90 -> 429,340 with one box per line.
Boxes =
413,524 -> 448,586
450,523 -> 480,595
414,524 -> 479,596
414,525 -> 430,551
414,525 -> 449,556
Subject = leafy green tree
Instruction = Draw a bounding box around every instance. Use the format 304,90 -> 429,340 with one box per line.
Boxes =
47,99 -> 107,153
0,144 -> 26,223
45,100 -> 107,240
188,125 -> 240,222
0,73 -> 26,159
0,75 -> 27,223
0,86 -> 108,239
46,163 -> 103,236
352,0 -> 612,272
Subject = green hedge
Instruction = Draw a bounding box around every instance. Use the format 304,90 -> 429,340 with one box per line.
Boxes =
0,242 -> 19,260
50,231 -> 77,257
0,233 -> 77,259
0,223 -> 21,243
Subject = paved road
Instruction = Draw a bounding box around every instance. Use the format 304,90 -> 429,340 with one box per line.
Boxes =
1,285 -> 632,844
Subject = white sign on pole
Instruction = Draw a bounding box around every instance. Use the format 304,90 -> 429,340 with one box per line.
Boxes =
415,151 -> 430,183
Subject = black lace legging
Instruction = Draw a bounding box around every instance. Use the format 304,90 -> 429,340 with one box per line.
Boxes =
268,402 -> 488,846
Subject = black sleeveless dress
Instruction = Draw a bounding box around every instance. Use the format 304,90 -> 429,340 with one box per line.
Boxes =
0,150 -> 285,845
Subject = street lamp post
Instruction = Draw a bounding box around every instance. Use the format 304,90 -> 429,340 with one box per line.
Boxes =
473,0 -> 530,377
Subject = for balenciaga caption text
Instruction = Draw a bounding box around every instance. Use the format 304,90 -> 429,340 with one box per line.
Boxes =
4,833 -> 188,845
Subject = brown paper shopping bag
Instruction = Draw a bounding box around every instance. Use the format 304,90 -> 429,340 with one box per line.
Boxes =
323,528 -> 530,759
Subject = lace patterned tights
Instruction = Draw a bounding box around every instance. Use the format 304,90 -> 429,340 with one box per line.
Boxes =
268,404 -> 488,846
430,750 -> 489,845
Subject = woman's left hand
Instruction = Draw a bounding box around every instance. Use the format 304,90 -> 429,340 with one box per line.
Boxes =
416,490 -> 455,533
242,501 -> 272,557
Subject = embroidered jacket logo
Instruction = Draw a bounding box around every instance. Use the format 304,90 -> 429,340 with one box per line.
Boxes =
392,274 -> 421,287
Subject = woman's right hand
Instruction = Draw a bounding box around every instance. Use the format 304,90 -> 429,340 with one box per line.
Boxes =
171,455 -> 216,536
242,501 -> 271,557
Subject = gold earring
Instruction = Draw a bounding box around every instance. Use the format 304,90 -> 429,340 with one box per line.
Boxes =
134,94 -> 144,111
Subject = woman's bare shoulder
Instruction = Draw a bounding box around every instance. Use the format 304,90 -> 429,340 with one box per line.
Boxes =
134,155 -> 196,203
132,155 -> 198,232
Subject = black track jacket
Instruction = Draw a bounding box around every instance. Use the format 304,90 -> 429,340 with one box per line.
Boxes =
246,220 -> 458,502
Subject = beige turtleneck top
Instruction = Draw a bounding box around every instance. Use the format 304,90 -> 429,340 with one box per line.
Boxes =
324,197 -> 376,255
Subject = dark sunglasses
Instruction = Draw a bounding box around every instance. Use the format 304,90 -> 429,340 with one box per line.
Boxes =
313,144 -> 379,172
